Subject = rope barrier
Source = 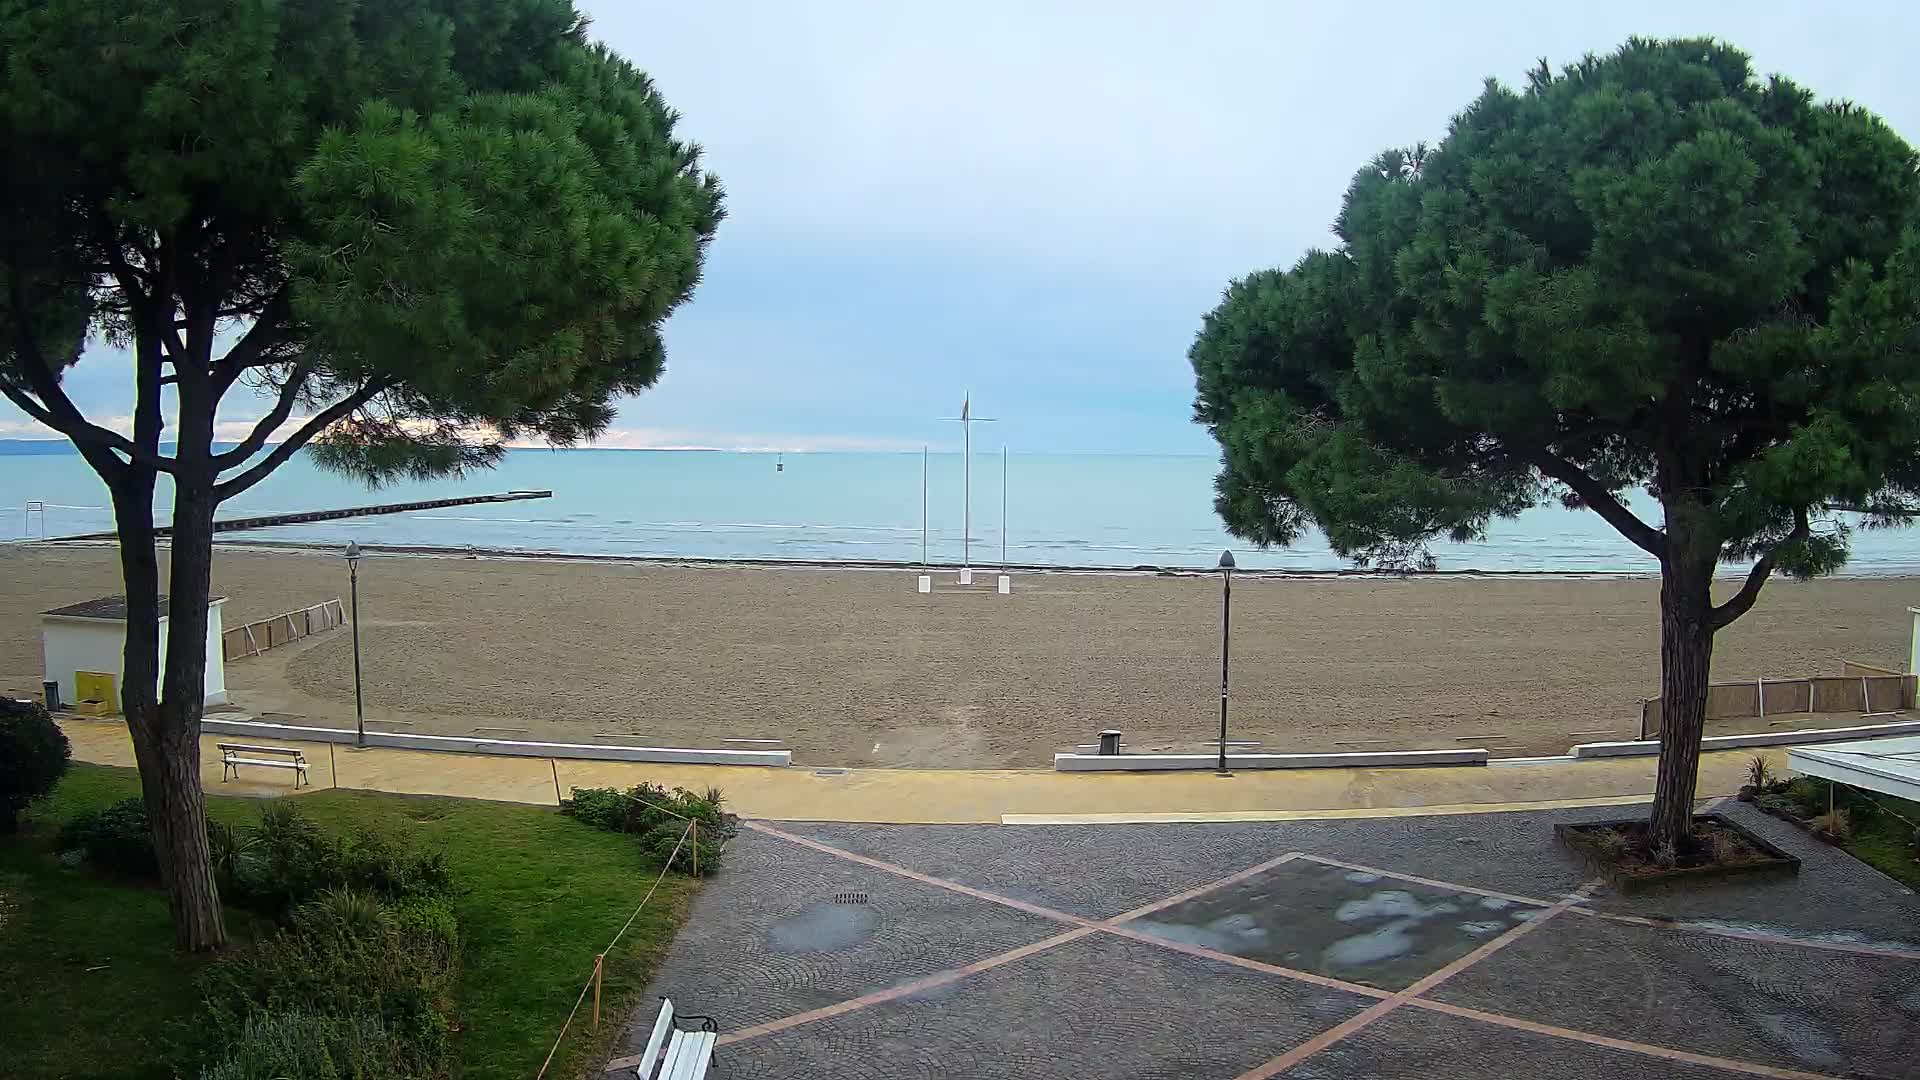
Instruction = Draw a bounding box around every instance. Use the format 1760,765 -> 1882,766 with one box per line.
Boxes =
532,819 -> 696,1080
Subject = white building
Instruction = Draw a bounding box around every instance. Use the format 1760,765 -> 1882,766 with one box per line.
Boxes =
41,594 -> 228,709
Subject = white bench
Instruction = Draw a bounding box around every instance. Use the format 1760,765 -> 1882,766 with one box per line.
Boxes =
630,998 -> 715,1080
218,742 -> 310,788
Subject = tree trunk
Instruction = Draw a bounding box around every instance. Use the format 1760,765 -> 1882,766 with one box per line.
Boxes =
111,464 -> 228,950
1649,500 -> 1718,853
151,349 -> 228,950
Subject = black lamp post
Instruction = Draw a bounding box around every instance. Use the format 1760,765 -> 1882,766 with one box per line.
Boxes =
345,541 -> 365,747
1216,549 -> 1235,775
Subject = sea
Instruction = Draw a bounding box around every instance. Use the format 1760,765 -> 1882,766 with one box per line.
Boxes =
5,445 -> 1920,575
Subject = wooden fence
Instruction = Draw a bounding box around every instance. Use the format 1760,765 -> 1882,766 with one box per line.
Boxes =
222,599 -> 346,661
1641,658 -> 1916,737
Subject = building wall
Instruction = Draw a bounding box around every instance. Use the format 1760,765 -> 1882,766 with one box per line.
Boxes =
40,599 -> 229,707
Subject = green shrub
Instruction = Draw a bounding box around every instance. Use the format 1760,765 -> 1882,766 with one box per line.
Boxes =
0,697 -> 70,832
557,786 -> 627,831
1745,755 -> 1774,790
335,829 -> 452,899
199,1009 -> 426,1080
384,896 -> 458,949
561,783 -> 734,875
58,797 -> 157,876
200,894 -> 460,1077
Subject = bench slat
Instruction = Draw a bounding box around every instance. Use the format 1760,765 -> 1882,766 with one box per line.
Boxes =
633,999 -> 675,1078
661,1030 -> 713,1080
225,758 -> 307,770
217,743 -> 305,757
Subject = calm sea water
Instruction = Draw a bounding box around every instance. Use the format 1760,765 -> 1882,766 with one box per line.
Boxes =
4,447 -> 1919,574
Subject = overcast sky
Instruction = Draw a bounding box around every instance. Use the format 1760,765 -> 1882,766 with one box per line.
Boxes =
7,1 -> 1918,453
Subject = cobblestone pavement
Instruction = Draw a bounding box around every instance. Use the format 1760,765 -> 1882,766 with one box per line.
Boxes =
618,802 -> 1920,1079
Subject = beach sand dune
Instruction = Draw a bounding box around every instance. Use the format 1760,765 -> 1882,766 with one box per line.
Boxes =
2,545 -> 1911,767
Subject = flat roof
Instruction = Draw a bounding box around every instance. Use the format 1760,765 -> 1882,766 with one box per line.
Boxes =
41,595 -> 227,621
1788,735 -> 1920,804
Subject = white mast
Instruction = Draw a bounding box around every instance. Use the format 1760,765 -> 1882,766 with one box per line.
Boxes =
940,393 -> 995,579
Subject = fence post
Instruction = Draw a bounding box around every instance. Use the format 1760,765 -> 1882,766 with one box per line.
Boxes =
690,820 -> 699,878
591,953 -> 604,1031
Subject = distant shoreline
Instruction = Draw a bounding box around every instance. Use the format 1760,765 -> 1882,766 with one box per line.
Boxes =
27,534 -> 1908,582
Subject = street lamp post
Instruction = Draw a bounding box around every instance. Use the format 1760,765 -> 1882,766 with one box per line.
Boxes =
1216,550 -> 1235,775
345,542 -> 365,748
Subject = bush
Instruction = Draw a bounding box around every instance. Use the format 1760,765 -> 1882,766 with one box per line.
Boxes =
561,783 -> 734,875
61,799 -> 451,914
0,697 -> 71,832
1745,755 -> 1774,790
199,1010 -> 422,1080
58,797 -> 157,876
200,891 -> 460,1078
1813,808 -> 1852,841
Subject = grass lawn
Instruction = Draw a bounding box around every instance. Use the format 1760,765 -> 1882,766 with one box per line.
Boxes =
0,764 -> 698,1080
1843,793 -> 1920,891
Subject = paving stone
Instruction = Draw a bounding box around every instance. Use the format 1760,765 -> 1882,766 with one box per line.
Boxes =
624,828 -> 1065,1045
713,930 -> 1375,1080
1278,1005 -> 1761,1080
1581,802 -> 1920,945
776,819 -> 1297,918
1430,913 -> 1920,1078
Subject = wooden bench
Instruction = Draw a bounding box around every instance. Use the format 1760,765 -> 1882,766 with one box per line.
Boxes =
218,742 -> 310,788
629,998 -> 716,1080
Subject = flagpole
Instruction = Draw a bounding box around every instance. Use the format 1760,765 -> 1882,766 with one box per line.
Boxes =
963,406 -> 971,572
1002,444 -> 1008,568
921,445 -> 928,566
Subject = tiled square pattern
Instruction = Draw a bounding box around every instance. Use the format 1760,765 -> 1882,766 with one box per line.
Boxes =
625,810 -> 1920,1080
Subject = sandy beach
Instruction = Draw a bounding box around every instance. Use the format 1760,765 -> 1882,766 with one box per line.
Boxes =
2,543 -> 1914,767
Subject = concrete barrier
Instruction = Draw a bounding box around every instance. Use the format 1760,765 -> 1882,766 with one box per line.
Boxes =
1053,748 -> 1490,772
200,717 -> 791,767
1571,718 -> 1920,759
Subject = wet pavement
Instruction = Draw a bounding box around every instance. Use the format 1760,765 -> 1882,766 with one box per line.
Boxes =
621,802 -> 1920,1079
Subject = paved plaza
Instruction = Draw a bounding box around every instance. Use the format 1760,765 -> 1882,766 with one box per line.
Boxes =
618,802 -> 1920,1079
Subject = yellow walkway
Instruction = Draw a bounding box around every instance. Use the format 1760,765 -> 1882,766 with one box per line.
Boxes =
57,718 -> 1771,824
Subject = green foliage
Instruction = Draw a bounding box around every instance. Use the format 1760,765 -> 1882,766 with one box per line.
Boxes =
58,797 -> 157,877
1192,37 -> 1920,575
199,890 -> 460,1080
199,1010 -> 420,1080
0,697 -> 70,831
9,764 -> 700,1080
561,783 -> 733,875
0,0 -> 722,479
60,798 -> 448,914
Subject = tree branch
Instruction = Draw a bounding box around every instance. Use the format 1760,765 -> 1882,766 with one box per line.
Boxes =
4,279 -> 172,475
1528,450 -> 1667,557
1710,507 -> 1810,631
213,379 -> 391,502
210,287 -> 292,397
211,359 -> 316,468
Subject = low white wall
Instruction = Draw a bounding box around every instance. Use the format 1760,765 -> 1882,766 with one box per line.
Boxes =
199,717 -> 791,767
1571,718 -> 1920,759
1053,748 -> 1490,772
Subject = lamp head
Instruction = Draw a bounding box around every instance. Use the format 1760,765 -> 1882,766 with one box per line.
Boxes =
344,541 -> 363,566
1217,549 -> 1236,571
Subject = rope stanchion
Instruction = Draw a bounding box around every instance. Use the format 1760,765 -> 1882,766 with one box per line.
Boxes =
532,820 -> 696,1080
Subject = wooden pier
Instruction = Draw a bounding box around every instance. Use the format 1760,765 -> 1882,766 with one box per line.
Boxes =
62,490 -> 554,540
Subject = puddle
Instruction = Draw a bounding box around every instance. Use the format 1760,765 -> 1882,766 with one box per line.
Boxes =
1680,919 -> 1920,951
1127,861 -> 1552,990
768,902 -> 877,952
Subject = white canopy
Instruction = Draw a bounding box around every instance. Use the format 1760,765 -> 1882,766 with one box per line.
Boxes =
1788,735 -> 1920,803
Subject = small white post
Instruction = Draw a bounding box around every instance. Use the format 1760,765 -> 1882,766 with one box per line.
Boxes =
997,574 -> 1011,595
917,575 -> 931,593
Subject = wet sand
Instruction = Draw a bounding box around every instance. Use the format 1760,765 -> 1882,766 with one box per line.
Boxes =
2,544 -> 1913,767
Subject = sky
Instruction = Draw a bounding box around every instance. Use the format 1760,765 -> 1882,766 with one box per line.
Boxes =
6,0 -> 1919,454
